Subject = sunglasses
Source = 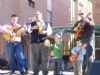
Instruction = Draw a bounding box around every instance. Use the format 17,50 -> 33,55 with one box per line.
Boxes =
79,13 -> 84,15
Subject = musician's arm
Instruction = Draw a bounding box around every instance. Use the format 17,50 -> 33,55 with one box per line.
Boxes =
71,47 -> 77,55
0,25 -> 4,33
84,18 -> 95,26
31,25 -> 39,30
73,27 -> 79,32
26,21 -> 38,33
20,26 -> 27,36
2,25 -> 12,35
38,22 -> 52,35
72,21 -> 80,32
89,18 -> 95,26
46,23 -> 52,36
26,25 -> 38,34
81,48 -> 86,55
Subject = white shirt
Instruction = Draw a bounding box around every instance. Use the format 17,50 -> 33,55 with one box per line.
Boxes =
27,21 -> 52,36
2,23 -> 26,42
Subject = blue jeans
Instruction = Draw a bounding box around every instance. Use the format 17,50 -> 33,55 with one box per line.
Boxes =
54,58 -> 62,75
6,42 -> 25,73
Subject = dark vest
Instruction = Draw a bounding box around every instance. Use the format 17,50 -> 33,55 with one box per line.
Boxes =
80,20 -> 94,38
30,21 -> 48,43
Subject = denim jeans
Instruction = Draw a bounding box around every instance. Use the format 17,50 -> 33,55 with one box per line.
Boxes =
6,42 -> 25,73
53,58 -> 62,75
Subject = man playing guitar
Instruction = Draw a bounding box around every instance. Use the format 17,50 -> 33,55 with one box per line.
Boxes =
72,11 -> 94,40
2,14 -> 26,75
72,11 -> 95,75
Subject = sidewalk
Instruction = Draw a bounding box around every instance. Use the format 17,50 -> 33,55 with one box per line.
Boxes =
0,70 -> 74,75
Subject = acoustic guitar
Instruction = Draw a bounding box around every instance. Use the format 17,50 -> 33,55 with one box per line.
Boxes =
69,43 -> 87,63
69,52 -> 80,63
3,25 -> 23,41
74,12 -> 91,39
74,22 -> 85,39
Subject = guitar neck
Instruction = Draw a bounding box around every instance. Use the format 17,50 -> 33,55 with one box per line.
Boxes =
13,26 -> 23,32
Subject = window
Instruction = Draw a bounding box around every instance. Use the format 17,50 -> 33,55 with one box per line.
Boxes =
47,10 -> 52,26
47,0 -> 52,26
47,0 -> 52,11
95,36 -> 100,60
28,0 -> 35,8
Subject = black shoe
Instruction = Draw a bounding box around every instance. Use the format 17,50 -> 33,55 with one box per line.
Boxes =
10,72 -> 17,75
10,71 -> 16,75
43,71 -> 48,75
33,72 -> 39,75
20,71 -> 26,75
54,73 -> 63,75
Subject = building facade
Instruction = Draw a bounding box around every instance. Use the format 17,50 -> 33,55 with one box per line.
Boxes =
92,0 -> 100,60
0,0 -> 70,59
93,0 -> 100,24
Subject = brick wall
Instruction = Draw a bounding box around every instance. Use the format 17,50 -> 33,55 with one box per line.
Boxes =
93,0 -> 100,24
0,0 -> 71,60
0,0 -> 48,48
52,0 -> 70,27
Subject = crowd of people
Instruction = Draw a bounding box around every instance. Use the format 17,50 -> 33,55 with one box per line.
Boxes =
0,3 -> 95,75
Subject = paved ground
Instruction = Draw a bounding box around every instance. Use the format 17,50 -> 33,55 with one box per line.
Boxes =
0,70 -> 74,75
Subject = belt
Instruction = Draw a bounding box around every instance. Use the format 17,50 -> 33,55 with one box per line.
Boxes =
12,41 -> 21,45
7,41 -> 21,44
12,41 -> 21,43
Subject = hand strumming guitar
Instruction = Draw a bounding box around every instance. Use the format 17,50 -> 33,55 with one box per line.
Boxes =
69,39 -> 86,63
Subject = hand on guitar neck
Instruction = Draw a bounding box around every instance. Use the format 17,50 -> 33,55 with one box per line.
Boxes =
69,45 -> 86,63
0,25 -> 6,33
80,12 -> 91,23
73,12 -> 91,39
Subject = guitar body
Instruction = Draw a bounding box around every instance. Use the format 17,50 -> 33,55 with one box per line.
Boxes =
3,31 -> 22,41
73,12 -> 91,39
3,33 -> 11,41
74,25 -> 84,39
69,53 -> 79,63
3,26 -> 23,41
